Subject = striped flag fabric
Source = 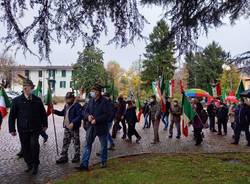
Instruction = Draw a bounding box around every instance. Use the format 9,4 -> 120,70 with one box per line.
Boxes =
0,88 -> 11,118
33,81 -> 42,98
44,84 -> 53,116
152,81 -> 166,112
166,80 -> 175,97
182,93 -> 196,137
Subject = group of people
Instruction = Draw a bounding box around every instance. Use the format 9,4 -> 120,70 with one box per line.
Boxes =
2,78 -> 250,175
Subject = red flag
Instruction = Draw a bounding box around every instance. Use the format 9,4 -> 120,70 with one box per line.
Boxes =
137,109 -> 143,123
171,80 -> 175,96
229,90 -> 235,96
182,119 -> 188,137
180,80 -> 184,93
216,81 -> 222,97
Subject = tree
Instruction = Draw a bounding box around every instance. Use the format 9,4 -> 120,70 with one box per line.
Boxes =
0,54 -> 17,88
1,1 -> 249,60
220,65 -> 241,93
185,41 -> 229,90
141,0 -> 250,55
141,20 -> 176,84
0,0 -> 146,60
72,46 -> 107,92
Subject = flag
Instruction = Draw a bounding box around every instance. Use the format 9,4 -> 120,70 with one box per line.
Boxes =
216,81 -> 222,97
182,94 -> 196,137
166,80 -> 175,97
152,81 -> 166,112
33,81 -> 42,97
45,84 -> 53,116
160,76 -> 165,94
180,80 -> 184,93
207,83 -> 213,96
221,87 -> 227,100
0,88 -> 11,118
236,80 -> 245,100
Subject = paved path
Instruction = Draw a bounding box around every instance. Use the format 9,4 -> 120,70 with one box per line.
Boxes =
0,104 -> 249,184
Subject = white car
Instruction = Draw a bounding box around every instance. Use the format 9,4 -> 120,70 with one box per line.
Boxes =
6,91 -> 21,100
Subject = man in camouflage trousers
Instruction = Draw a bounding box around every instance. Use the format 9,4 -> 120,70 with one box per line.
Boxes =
54,92 -> 82,164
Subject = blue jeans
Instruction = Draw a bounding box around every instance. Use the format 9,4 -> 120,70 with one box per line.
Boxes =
81,129 -> 108,167
161,113 -> 169,129
107,122 -> 114,145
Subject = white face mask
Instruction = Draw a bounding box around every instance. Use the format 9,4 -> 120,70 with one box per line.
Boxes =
90,91 -> 96,98
150,99 -> 154,103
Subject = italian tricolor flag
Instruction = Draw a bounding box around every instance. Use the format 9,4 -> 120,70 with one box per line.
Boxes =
152,81 -> 166,113
166,80 -> 175,97
0,88 -> 11,118
44,84 -> 53,116
182,94 -> 196,137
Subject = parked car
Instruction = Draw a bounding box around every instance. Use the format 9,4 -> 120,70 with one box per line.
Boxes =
6,91 -> 21,101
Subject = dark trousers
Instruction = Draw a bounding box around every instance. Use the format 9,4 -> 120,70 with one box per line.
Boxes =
19,131 -> 40,166
218,120 -> 227,134
127,122 -> 140,140
194,128 -> 203,145
209,116 -> 216,131
234,124 -> 250,144
112,118 -> 127,138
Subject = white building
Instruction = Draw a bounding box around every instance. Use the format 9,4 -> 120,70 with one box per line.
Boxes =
10,65 -> 74,97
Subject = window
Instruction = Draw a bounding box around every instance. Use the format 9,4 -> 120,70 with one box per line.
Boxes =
24,70 -> 29,78
38,70 -> 42,77
70,81 -> 74,88
62,70 -> 66,77
60,81 -> 66,88
48,70 -> 56,78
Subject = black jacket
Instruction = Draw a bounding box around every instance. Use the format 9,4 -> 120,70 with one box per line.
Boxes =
54,102 -> 82,129
84,96 -> 111,136
217,104 -> 229,122
207,104 -> 216,117
9,94 -> 48,133
125,106 -> 138,125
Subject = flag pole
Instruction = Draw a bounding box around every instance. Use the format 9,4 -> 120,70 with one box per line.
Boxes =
51,104 -> 59,156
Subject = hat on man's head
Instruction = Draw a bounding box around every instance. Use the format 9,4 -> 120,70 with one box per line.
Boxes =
65,92 -> 75,99
23,78 -> 35,89
92,84 -> 103,92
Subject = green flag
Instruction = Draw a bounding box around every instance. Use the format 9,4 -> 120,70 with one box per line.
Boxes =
182,94 -> 196,137
222,87 -> 227,100
137,97 -> 141,110
166,80 -> 170,97
207,83 -> 213,96
45,83 -> 53,116
33,81 -> 42,97
236,80 -> 245,100
160,76 -> 165,94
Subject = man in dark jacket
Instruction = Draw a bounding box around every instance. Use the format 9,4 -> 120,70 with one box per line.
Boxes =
207,100 -> 217,132
9,79 -> 48,175
112,95 -> 127,139
54,92 -> 82,164
162,96 -> 171,130
216,101 -> 229,135
231,99 -> 250,146
76,84 -> 111,171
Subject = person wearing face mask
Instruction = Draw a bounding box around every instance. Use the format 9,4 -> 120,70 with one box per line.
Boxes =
207,100 -> 218,132
124,98 -> 141,143
8,79 -> 48,175
169,99 -> 182,139
76,84 -> 111,171
231,98 -> 250,146
149,95 -> 161,144
54,92 -> 82,164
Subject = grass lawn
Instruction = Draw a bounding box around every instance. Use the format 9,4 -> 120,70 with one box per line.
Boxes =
55,153 -> 250,184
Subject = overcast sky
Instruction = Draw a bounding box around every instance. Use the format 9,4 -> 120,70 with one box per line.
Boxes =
0,5 -> 250,70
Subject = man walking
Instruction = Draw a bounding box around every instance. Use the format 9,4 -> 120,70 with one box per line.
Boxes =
112,95 -> 127,139
76,84 -> 111,171
149,95 -> 161,144
54,92 -> 82,164
169,99 -> 182,139
9,79 -> 48,175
